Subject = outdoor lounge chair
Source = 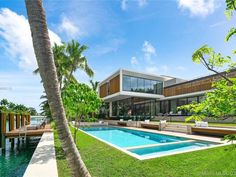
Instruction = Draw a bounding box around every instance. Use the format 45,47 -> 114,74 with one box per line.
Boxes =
195,121 -> 208,127
144,119 -> 150,123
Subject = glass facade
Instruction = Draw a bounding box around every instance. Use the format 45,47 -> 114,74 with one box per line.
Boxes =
122,75 -> 163,94
110,95 -> 206,118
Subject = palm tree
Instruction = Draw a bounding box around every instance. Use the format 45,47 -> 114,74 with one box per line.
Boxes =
25,1 -> 91,177
34,40 -> 94,90
66,40 -> 94,81
89,80 -> 99,92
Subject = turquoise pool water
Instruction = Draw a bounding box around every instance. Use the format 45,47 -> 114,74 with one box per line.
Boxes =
81,126 -> 219,158
0,138 -> 40,177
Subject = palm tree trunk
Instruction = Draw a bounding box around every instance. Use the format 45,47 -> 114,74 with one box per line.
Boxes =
24,1 -> 91,177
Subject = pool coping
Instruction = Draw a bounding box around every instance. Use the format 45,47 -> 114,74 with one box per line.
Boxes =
78,126 -> 231,160
23,132 -> 58,177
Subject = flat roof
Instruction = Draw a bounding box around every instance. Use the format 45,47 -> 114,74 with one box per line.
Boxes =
99,68 -> 177,86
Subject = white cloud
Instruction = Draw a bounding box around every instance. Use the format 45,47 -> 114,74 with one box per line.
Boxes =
178,0 -> 217,17
131,56 -> 139,65
0,8 -> 61,71
121,0 -> 128,10
142,40 -> 156,63
58,16 -> 80,38
138,0 -> 147,7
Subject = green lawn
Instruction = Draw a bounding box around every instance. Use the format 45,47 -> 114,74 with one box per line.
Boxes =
54,127 -> 236,177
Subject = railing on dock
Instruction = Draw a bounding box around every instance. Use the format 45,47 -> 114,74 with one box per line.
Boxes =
0,112 -> 31,151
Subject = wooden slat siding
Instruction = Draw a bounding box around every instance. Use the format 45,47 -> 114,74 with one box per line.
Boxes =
99,74 -> 120,98
99,83 -> 108,98
109,75 -> 120,95
164,70 -> 236,97
1,113 -> 6,133
16,114 -> 20,128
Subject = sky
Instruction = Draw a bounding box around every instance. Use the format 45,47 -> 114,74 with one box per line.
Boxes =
0,0 -> 236,111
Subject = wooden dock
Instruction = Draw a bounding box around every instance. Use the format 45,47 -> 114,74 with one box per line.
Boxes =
4,124 -> 52,138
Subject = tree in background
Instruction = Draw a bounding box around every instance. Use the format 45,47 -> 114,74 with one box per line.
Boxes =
179,0 -> 236,121
28,107 -> 37,116
0,98 -> 37,114
62,83 -> 102,141
25,0 -> 91,176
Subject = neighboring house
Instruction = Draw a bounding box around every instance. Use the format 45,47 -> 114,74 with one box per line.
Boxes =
98,69 -> 236,118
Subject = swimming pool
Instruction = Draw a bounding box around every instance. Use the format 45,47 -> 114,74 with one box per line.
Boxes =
81,126 -> 221,160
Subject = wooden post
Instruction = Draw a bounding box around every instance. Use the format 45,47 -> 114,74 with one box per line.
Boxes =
1,112 -> 6,151
21,114 -> 25,127
9,113 -> 15,131
9,113 -> 15,148
16,114 -> 20,129
28,115 -> 31,125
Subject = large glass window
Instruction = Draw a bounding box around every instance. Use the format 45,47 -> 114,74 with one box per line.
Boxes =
131,77 -> 138,92
170,99 -> 177,113
178,98 -> 187,106
137,78 -> 145,92
123,75 -> 163,94
155,81 -> 163,94
123,76 -> 131,91
187,97 -> 198,104
155,101 -> 161,114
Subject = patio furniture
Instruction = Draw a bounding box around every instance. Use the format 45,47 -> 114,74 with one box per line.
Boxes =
195,121 -> 208,127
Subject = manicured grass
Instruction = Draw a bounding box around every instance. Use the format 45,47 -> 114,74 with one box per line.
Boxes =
54,127 -> 236,177
54,129 -> 72,177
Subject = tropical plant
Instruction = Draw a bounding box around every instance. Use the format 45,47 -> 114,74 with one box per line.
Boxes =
89,79 -> 99,92
178,0 -> 236,122
222,134 -> 236,148
25,0 -> 91,176
62,83 -> 102,141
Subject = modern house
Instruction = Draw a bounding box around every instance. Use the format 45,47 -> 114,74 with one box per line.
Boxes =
98,69 -> 236,119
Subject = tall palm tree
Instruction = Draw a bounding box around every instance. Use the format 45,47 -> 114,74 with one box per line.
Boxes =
25,1 -> 91,177
66,40 -> 94,81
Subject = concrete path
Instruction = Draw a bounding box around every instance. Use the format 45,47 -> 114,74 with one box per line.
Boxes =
23,132 -> 58,177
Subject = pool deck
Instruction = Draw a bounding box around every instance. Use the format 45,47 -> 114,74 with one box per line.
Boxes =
23,132 -> 58,177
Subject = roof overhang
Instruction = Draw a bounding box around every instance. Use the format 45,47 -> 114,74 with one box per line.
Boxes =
102,91 -> 164,102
